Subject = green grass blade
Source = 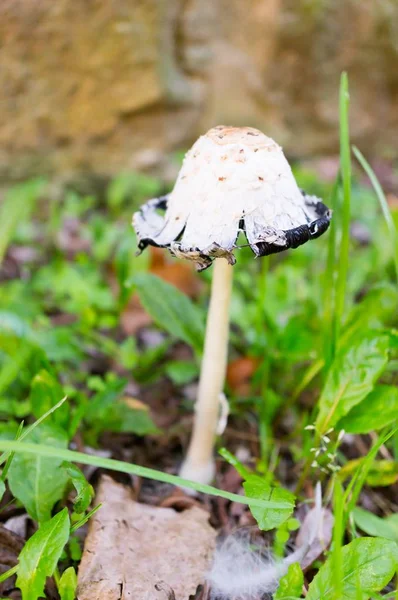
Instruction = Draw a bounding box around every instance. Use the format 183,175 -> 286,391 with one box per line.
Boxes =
352,145 -> 398,283
333,72 -> 352,349
70,504 -> 102,534
0,441 -> 293,511
0,397 -> 67,467
331,478 -> 344,600
342,427 -> 397,524
323,176 -> 340,369
0,420 -> 24,482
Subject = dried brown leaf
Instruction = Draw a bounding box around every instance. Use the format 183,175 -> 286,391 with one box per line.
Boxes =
226,357 -> 259,396
77,476 -> 216,600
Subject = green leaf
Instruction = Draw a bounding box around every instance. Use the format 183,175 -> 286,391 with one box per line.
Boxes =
364,460 -> 398,487
164,360 -> 199,385
219,447 -> 251,479
353,508 -> 398,543
316,334 -> 389,434
306,537 -> 398,600
274,562 -> 303,599
107,402 -> 159,435
16,508 -> 70,600
338,385 -> 398,433
84,379 -> 158,436
8,424 -> 69,523
84,378 -> 127,424
59,567 -> 77,600
243,475 -> 295,531
63,463 -> 94,514
133,273 -> 205,354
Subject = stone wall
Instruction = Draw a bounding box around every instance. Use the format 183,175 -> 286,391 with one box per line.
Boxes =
0,0 -> 397,182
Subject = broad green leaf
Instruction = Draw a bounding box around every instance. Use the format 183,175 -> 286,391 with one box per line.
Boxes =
353,508 -> 398,543
133,273 -> 205,354
16,508 -> 70,600
63,463 -> 94,514
306,537 -> 398,600
338,385 -> 398,433
59,566 -> 77,600
30,370 -> 69,432
243,475 -> 295,531
274,562 -> 303,599
8,424 -> 69,523
316,334 -> 389,433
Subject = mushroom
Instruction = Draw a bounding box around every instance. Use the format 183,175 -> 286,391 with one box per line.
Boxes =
133,126 -> 331,484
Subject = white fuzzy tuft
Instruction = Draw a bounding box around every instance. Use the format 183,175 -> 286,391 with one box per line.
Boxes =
208,531 -> 307,600
208,483 -> 324,599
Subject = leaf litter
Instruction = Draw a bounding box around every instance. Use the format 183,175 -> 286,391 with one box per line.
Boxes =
77,476 -> 217,600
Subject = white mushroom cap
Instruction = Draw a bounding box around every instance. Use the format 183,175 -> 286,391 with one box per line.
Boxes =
133,126 -> 331,270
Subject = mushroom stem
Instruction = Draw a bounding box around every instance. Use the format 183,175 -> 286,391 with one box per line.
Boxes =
180,258 -> 234,484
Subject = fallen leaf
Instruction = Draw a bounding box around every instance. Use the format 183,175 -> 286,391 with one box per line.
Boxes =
226,357 -> 259,396
150,248 -> 202,299
77,476 -> 216,600
122,396 -> 150,411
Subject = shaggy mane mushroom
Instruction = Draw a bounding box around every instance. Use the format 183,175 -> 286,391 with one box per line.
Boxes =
133,125 -> 331,484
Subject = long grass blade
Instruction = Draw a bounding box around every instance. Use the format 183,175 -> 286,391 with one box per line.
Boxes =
0,441 -> 293,511
333,72 -> 352,348
323,175 -> 340,369
352,145 -> 398,283
332,478 -> 344,600
0,397 -> 67,467
342,427 -> 397,524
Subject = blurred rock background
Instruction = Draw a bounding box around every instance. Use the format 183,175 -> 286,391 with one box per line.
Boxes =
0,0 -> 397,183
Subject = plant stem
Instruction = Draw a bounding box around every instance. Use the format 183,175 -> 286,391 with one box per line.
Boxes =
333,72 -> 351,348
352,145 -> 398,284
0,564 -> 18,584
180,258 -> 233,484
322,175 -> 340,371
